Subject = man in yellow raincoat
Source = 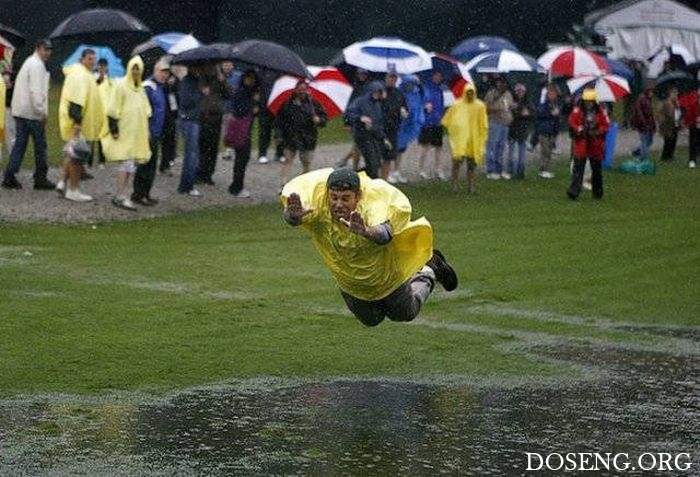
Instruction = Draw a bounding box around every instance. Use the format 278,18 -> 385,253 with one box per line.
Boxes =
58,48 -> 105,202
441,83 -> 488,194
281,167 -> 458,327
101,55 -> 152,211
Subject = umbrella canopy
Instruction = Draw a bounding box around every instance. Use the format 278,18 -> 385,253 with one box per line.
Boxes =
229,39 -> 311,78
0,23 -> 25,49
465,49 -> 544,74
602,57 -> 634,80
171,43 -> 236,65
417,52 -> 473,99
538,46 -> 610,77
566,74 -> 630,102
62,44 -> 125,77
0,34 -> 15,64
647,45 -> 695,79
267,66 -> 352,119
341,37 -> 431,74
450,36 -> 518,62
654,70 -> 698,99
49,8 -> 151,40
132,32 -> 201,58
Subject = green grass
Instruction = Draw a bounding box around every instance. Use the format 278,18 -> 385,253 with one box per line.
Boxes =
1,156 -> 698,396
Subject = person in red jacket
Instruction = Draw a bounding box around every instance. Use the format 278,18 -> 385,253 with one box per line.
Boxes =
567,88 -> 610,200
678,88 -> 699,169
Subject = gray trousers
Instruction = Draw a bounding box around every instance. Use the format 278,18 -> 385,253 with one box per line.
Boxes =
341,267 -> 435,327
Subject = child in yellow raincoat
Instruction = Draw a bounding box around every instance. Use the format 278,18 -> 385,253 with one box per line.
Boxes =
281,167 -> 458,327
101,55 -> 151,211
441,83 -> 488,194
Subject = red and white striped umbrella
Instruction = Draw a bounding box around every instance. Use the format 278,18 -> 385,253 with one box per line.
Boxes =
538,46 -> 611,77
566,74 -> 630,102
267,66 -> 352,119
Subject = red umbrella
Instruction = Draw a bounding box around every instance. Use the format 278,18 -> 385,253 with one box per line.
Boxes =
566,74 -> 630,102
267,66 -> 353,119
537,46 -> 610,77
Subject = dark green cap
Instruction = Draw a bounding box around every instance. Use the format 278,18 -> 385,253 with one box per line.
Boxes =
327,168 -> 361,191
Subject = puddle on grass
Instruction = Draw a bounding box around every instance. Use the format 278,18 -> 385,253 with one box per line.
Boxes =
1,337 -> 698,476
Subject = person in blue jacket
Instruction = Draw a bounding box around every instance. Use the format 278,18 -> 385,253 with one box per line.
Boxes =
391,74 -> 425,184
344,81 -> 388,179
417,70 -> 446,180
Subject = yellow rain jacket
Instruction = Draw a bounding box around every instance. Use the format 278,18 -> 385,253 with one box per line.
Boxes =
441,83 -> 488,164
59,62 -> 105,141
281,168 -> 433,301
101,56 -> 151,163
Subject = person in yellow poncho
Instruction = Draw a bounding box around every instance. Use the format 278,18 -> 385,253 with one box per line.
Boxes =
101,55 -> 152,211
57,48 -> 105,202
441,82 -> 488,195
281,167 -> 458,327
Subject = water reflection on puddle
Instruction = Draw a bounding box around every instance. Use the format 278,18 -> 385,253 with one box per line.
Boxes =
1,345 -> 698,476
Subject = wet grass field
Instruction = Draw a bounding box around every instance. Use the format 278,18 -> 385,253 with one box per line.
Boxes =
1,157 -> 698,475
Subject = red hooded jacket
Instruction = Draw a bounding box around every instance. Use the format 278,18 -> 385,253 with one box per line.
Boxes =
568,104 -> 611,160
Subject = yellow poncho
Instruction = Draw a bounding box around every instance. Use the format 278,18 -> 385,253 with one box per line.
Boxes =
441,83 -> 488,164
281,168 -> 433,301
101,56 -> 151,163
59,62 -> 105,141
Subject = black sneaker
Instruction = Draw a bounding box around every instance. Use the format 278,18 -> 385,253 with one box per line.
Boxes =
427,249 -> 458,291
34,179 -> 57,190
1,177 -> 22,189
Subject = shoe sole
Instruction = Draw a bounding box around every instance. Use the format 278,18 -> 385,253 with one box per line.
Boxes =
433,249 -> 458,291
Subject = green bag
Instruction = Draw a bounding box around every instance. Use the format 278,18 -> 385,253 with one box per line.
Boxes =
618,158 -> 656,175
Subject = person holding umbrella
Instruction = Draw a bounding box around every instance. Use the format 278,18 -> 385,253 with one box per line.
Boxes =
277,79 -> 328,187
566,88 -> 610,200
227,69 -> 260,198
2,39 -> 55,191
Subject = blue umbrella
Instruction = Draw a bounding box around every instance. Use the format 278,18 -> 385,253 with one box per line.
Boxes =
62,44 -> 125,77
450,36 -> 519,62
603,57 -> 634,80
464,49 -> 544,74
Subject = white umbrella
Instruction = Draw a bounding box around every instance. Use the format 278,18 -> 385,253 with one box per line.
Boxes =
537,46 -> 610,77
566,74 -> 630,102
647,44 -> 695,78
342,37 -> 432,74
464,49 -> 544,73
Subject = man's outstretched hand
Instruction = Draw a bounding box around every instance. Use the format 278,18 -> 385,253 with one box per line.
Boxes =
339,211 -> 366,235
285,193 -> 314,223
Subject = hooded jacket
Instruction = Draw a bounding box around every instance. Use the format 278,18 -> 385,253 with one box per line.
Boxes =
345,81 -> 385,139
440,83 -> 488,164
101,56 -> 152,163
568,101 -> 610,160
59,61 -> 105,141
397,75 -> 425,151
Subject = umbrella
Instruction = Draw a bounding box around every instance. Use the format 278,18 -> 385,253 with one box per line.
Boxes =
0,23 -> 25,49
537,46 -> 610,77
267,66 -> 352,119
341,37 -> 432,74
450,36 -> 518,62
654,70 -> 698,99
62,44 -> 125,77
49,8 -> 151,40
131,32 -> 201,58
416,52 -> 472,99
647,45 -> 695,78
464,49 -> 544,74
229,39 -> 311,78
602,57 -> 634,80
0,34 -> 15,63
566,74 -> 630,102
171,43 -> 236,65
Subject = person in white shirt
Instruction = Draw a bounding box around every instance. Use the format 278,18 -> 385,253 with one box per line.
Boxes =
2,39 -> 55,190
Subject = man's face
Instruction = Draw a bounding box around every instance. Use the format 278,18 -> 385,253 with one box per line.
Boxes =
221,61 -> 233,74
295,82 -> 309,97
82,53 -> 96,71
466,90 -> 475,103
432,71 -> 443,85
328,189 -> 361,222
154,67 -> 170,84
131,64 -> 141,82
37,45 -> 51,62
386,74 -> 397,87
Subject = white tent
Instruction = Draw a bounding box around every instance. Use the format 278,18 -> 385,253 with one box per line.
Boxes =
585,0 -> 700,61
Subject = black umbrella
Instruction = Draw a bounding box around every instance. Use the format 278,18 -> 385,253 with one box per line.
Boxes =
0,23 -> 26,49
654,70 -> 698,99
229,39 -> 311,79
171,43 -> 236,65
49,8 -> 151,41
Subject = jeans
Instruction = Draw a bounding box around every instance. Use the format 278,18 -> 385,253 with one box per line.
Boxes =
637,131 -> 653,160
507,138 -> 527,178
486,121 -> 509,174
3,117 -> 48,182
178,119 -> 200,193
340,267 -> 435,327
